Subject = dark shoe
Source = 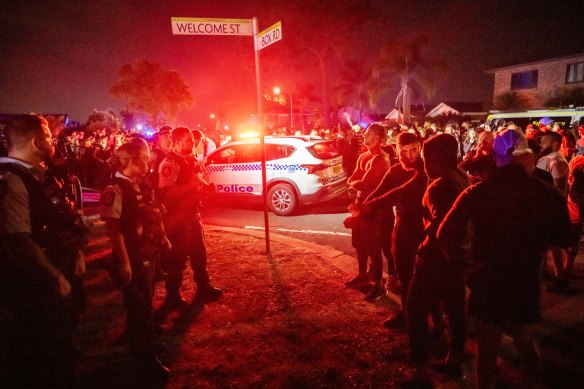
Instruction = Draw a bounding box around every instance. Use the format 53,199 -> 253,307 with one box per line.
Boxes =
196,285 -> 223,302
429,362 -> 462,377
365,284 -> 385,301
395,375 -> 433,388
140,356 -> 170,381
163,295 -> 189,309
383,311 -> 405,330
345,273 -> 371,287
545,277 -> 570,293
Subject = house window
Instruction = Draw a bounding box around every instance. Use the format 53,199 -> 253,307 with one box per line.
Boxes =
511,70 -> 538,90
566,62 -> 584,83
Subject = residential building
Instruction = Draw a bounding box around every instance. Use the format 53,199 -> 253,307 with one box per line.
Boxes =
487,53 -> 584,108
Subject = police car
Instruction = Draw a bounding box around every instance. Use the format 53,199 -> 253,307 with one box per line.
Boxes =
204,136 -> 347,216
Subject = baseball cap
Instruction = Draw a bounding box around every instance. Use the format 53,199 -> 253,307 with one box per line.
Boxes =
539,117 -> 554,127
492,129 -> 533,167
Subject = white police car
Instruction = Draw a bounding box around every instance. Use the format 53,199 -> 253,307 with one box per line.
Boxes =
204,136 -> 347,215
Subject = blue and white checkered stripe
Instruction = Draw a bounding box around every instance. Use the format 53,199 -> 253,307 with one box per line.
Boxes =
268,163 -> 308,172
207,164 -> 308,173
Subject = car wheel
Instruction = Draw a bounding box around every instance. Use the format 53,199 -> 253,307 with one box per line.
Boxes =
268,183 -> 297,216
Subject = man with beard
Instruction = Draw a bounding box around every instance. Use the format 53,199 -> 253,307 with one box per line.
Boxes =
0,114 -> 87,387
158,127 -> 222,308
361,132 -> 428,329
537,131 -> 570,292
397,134 -> 470,387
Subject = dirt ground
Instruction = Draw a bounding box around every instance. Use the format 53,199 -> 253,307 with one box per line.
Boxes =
75,223 -> 478,388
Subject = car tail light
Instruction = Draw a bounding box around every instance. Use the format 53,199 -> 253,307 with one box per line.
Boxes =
301,164 -> 326,174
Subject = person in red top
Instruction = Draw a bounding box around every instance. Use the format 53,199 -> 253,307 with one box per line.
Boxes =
344,123 -> 391,301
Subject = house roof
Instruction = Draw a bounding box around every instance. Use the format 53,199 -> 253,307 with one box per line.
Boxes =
485,52 -> 584,73
426,102 -> 488,117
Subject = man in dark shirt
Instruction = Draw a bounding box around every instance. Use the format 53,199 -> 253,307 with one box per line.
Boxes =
438,129 -> 571,389
459,130 -> 496,183
398,134 -> 471,387
362,132 -> 428,328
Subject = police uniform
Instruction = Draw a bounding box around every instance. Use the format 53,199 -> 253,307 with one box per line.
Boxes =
148,146 -> 168,193
100,172 -> 161,360
0,157 -> 87,387
158,151 -> 221,303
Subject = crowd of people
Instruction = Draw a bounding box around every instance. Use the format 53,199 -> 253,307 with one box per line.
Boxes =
52,125 -> 222,188
343,116 -> 583,388
1,112 -> 583,388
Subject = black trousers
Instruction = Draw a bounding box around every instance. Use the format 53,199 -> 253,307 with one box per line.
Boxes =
164,218 -> 209,298
406,261 -> 467,366
122,258 -> 156,357
392,222 -> 424,312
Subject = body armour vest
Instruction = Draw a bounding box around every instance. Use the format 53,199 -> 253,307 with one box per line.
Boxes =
0,162 -> 88,268
161,152 -> 204,217
112,176 -> 148,252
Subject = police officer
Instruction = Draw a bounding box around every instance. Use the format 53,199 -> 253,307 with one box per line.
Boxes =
0,114 -> 87,387
158,126 -> 222,308
100,137 -> 170,379
149,125 -> 173,192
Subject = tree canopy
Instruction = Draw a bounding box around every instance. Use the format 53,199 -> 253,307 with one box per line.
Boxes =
544,87 -> 584,109
373,36 -> 444,123
492,91 -> 529,111
85,109 -> 123,135
110,60 -> 193,126
333,60 -> 375,116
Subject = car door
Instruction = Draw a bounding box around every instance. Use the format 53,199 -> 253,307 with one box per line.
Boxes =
205,146 -> 236,195
231,143 -> 263,196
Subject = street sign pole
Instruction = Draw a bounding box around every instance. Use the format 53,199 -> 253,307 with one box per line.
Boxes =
253,17 -> 271,254
171,16 -> 282,254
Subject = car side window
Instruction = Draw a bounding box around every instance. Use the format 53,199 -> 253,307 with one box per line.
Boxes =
209,147 -> 237,164
239,144 -> 261,163
267,144 -> 295,161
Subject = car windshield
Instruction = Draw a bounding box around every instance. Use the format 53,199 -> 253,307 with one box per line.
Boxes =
307,141 -> 340,160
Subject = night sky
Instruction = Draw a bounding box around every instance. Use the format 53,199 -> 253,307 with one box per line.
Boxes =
1,0 -> 583,126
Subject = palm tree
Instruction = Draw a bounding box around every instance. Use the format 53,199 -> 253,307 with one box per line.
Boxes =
294,82 -> 320,132
333,60 -> 375,120
372,36 -> 443,123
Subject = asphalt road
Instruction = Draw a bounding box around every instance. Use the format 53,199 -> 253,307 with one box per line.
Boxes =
84,189 -> 358,256
201,193 -> 357,256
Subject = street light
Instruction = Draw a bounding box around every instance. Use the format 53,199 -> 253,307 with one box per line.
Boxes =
273,86 -> 293,130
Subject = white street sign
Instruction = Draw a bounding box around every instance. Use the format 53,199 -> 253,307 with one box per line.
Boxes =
255,21 -> 282,51
171,17 -> 253,36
